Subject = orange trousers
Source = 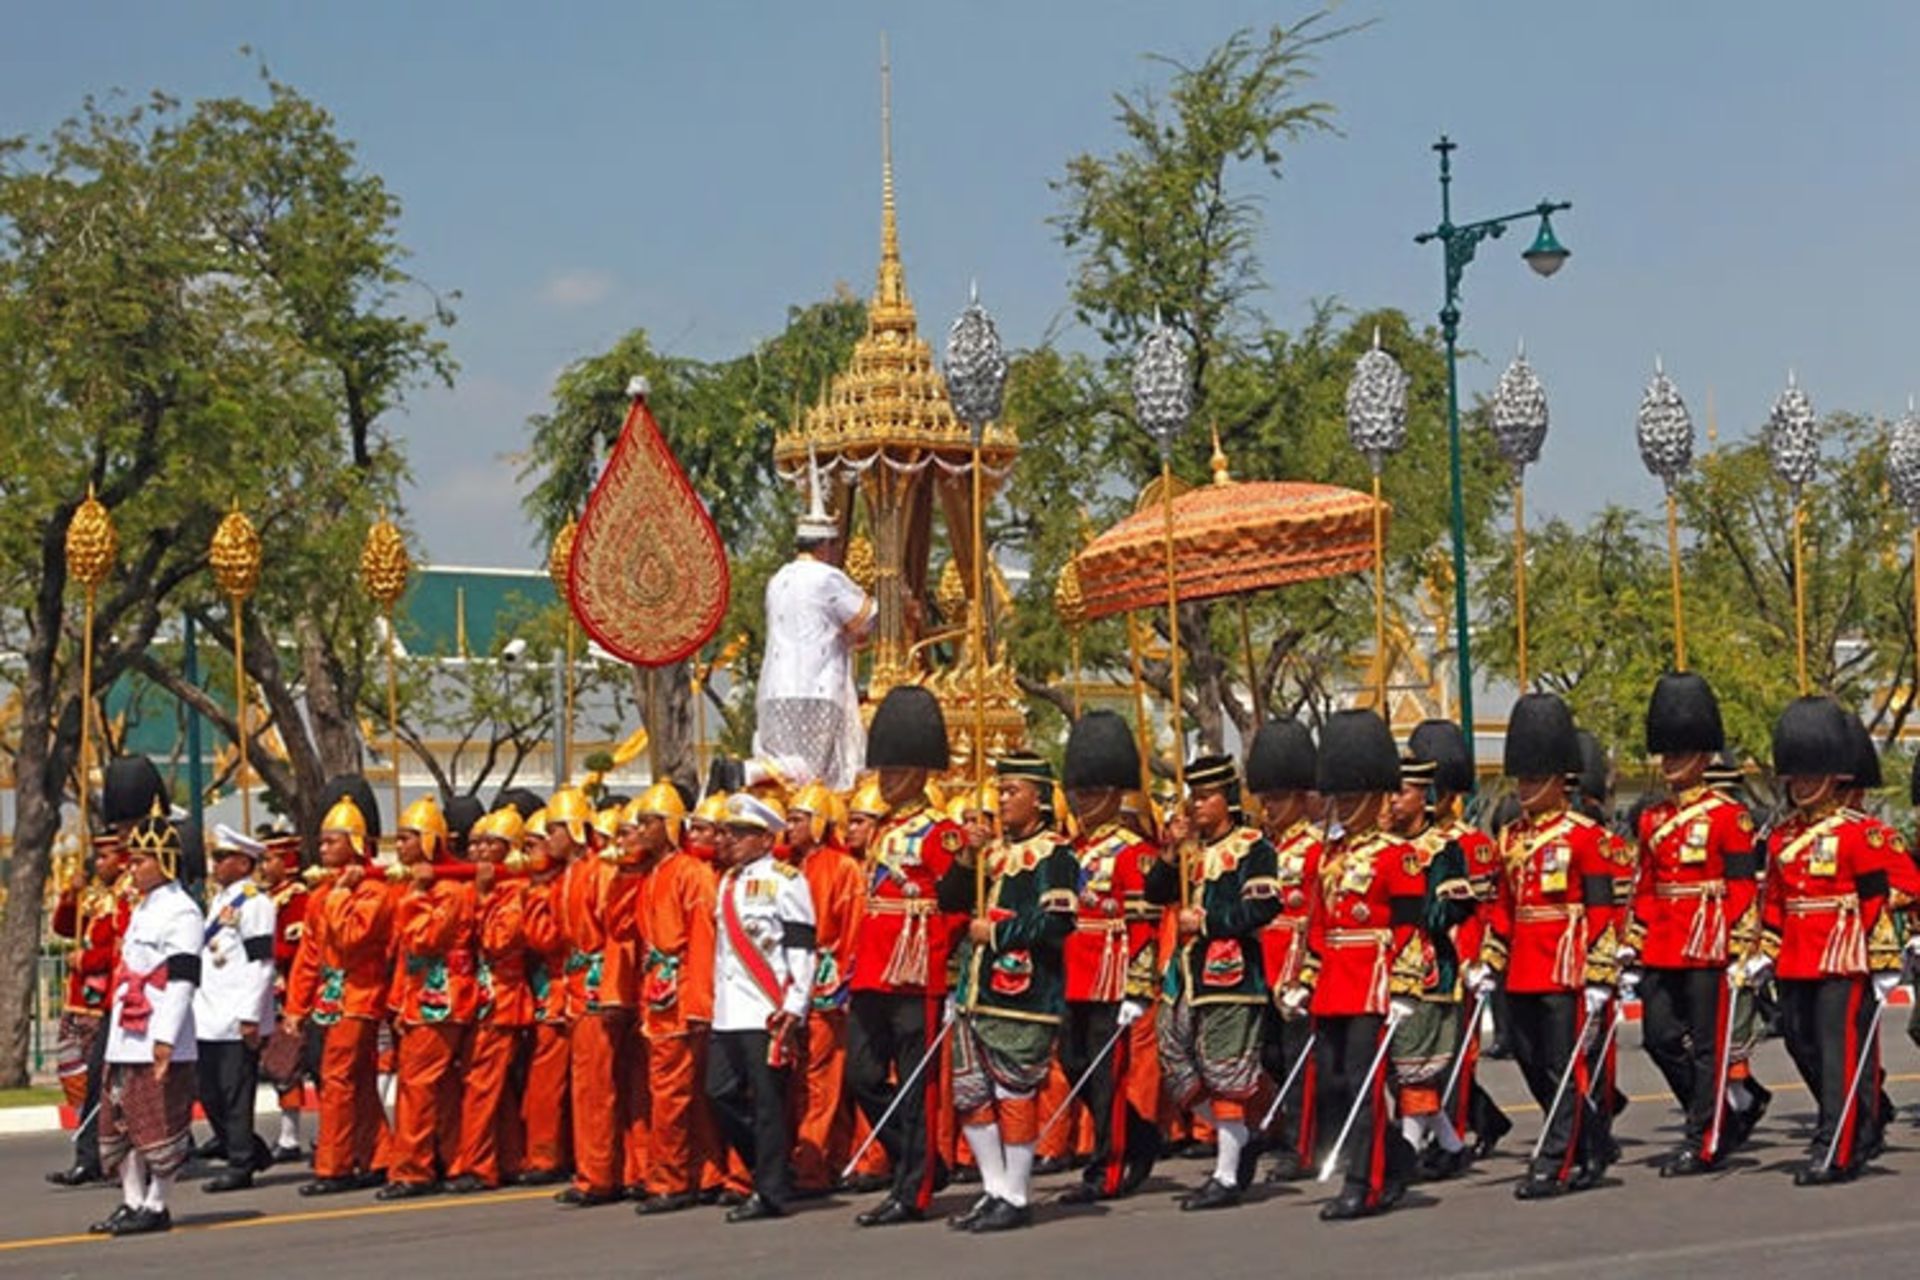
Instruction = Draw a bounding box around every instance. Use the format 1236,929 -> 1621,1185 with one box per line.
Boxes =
643,1031 -> 717,1196
315,1018 -> 390,1179
522,1021 -> 571,1175
621,1023 -> 651,1191
389,1023 -> 462,1185
790,1009 -> 889,1191
450,1024 -> 526,1187
569,1012 -> 633,1195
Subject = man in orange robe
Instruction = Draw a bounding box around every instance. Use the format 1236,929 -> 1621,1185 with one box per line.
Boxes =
517,805 -> 573,1185
447,807 -> 535,1191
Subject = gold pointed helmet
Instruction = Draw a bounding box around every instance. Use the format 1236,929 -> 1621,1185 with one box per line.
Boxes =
689,791 -> 729,830
546,788 -> 593,842
525,807 -> 550,841
398,796 -> 449,860
470,806 -> 525,850
321,797 -> 369,854
847,777 -> 887,819
629,780 -> 688,845
594,801 -> 626,842
789,781 -> 844,844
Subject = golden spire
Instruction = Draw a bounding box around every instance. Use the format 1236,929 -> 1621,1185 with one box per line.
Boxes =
878,33 -> 904,309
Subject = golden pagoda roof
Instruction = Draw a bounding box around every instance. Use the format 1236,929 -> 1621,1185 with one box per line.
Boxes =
774,52 -> 1015,468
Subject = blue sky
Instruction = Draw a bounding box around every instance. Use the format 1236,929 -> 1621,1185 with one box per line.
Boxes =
7,2 -> 1919,566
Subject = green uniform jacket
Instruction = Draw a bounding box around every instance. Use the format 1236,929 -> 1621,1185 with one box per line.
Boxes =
1145,826 -> 1283,1006
938,830 -> 1080,1024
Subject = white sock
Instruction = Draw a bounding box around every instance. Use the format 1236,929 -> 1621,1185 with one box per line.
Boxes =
1728,1080 -> 1753,1112
1212,1118 -> 1248,1188
963,1122 -> 1006,1200
143,1172 -> 172,1212
1434,1112 -> 1465,1153
1001,1141 -> 1034,1208
121,1150 -> 147,1209
278,1110 -> 300,1148
1401,1114 -> 1427,1149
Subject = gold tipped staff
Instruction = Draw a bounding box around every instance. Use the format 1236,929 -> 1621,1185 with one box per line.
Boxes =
1488,343 -> 1550,691
1124,612 -> 1154,798
1764,371 -> 1819,694
360,512 -> 413,834
1888,399 -> 1920,709
548,515 -> 579,780
210,502 -> 262,831
64,486 -> 118,849
1345,329 -> 1410,715
944,286 -> 1010,920
1055,556 -> 1087,718
1637,358 -> 1696,670
1207,424 -> 1264,722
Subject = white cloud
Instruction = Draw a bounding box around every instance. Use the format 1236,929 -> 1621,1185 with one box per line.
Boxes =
539,269 -> 615,309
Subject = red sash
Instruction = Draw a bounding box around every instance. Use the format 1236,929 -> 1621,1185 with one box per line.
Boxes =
114,964 -> 168,1034
720,872 -> 788,1012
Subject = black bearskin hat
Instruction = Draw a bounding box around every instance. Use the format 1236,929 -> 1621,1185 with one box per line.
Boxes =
865,686 -> 949,770
1316,710 -> 1401,796
1063,711 -> 1139,791
1572,729 -> 1610,803
102,756 -> 170,827
1407,719 -> 1475,794
494,787 -> 545,821
1840,711 -> 1881,789
1245,720 -> 1316,796
444,795 -> 486,847
1503,693 -> 1580,779
1771,696 -> 1851,779
1645,671 -> 1725,756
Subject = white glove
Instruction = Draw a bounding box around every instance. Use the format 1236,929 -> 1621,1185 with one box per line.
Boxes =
1116,999 -> 1148,1028
1874,971 -> 1902,1004
1463,963 -> 1495,998
1389,996 -> 1418,1023
1278,986 -> 1312,1022
1615,944 -> 1639,969
1741,954 -> 1774,987
1583,984 -> 1611,1019
942,994 -> 960,1024
1618,968 -> 1643,998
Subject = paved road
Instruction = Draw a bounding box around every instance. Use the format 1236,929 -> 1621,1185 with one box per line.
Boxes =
7,1024 -> 1920,1280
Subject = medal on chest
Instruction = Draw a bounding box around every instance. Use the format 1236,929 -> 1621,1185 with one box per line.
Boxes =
1538,842 -> 1569,895
1678,818 -> 1710,866
1809,833 -> 1840,878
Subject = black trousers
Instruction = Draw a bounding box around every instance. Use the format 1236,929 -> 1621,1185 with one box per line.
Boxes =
706,1028 -> 793,1207
848,992 -> 939,1210
1639,966 -> 1725,1154
1312,1014 -> 1411,1205
1059,1001 -> 1157,1195
74,1015 -> 110,1171
1779,977 -> 1880,1170
1260,1005 -> 1313,1149
196,1038 -> 262,1170
1508,992 -> 1589,1182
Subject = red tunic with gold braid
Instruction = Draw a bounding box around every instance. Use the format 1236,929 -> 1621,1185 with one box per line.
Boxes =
1630,786 -> 1759,969
850,802 -> 967,997
1438,820 -> 1500,968
1760,804 -> 1920,981
1064,822 -> 1159,1004
1256,820 -> 1324,992
1481,807 -> 1619,995
1299,829 -> 1426,1017
267,879 -> 309,1008
52,873 -> 129,1017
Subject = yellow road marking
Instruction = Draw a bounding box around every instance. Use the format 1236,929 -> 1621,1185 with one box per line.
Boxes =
1493,1070 -> 1920,1115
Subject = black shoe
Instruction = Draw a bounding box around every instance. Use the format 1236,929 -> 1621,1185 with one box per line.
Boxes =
375,1180 -> 440,1201
298,1177 -> 359,1196
1234,1136 -> 1266,1190
445,1174 -> 489,1194
1418,1147 -> 1467,1182
88,1204 -> 136,1235
351,1169 -> 388,1190
1319,1186 -> 1373,1221
1794,1161 -> 1857,1187
1483,1040 -> 1513,1060
513,1168 -> 568,1187
855,1196 -> 924,1227
969,1198 -> 1033,1232
949,1193 -> 998,1229
271,1143 -> 305,1166
1471,1111 -> 1514,1160
110,1206 -> 172,1236
1179,1176 -> 1243,1211
1514,1173 -> 1567,1200
1031,1155 -> 1068,1177
1264,1148 -> 1307,1183
621,1184 -> 647,1202
841,1172 -> 890,1195
714,1188 -> 748,1208
636,1191 -> 697,1216
1659,1149 -> 1722,1178
1055,1181 -> 1100,1205
726,1192 -> 786,1223
193,1136 -> 225,1160
950,1164 -> 981,1184
204,1169 -> 254,1194
47,1164 -> 103,1188
555,1186 -> 617,1207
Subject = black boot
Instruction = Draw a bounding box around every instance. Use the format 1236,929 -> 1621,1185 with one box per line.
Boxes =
1319,1183 -> 1373,1221
969,1198 -> 1033,1232
204,1168 -> 255,1193
1179,1176 -> 1243,1211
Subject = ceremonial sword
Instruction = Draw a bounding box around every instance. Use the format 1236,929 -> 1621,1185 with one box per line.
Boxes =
1316,1006 -> 1407,1184
1257,1030 -> 1317,1132
1818,989 -> 1891,1175
840,1003 -> 960,1182
1039,1016 -> 1131,1139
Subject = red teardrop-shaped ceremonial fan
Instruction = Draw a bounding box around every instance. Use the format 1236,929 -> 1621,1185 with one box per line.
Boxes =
567,378 -> 729,666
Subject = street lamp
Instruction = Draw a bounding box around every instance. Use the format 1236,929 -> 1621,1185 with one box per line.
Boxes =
1413,135 -> 1571,741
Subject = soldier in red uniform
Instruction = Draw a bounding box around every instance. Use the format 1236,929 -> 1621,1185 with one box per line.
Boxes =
1570,730 -> 1633,1170
1051,712 -> 1161,1204
1282,710 -> 1426,1221
1626,673 -> 1761,1175
1241,718 -> 1320,1183
846,687 -> 969,1227
1757,696 -> 1920,1184
1475,694 -> 1619,1200
259,834 -> 310,1162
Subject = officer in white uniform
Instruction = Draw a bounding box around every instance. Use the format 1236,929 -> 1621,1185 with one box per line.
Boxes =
708,792 -> 817,1221
194,824 -> 278,1191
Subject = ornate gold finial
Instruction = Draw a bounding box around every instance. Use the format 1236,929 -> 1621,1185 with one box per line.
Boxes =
845,533 -> 877,593
1209,420 -> 1232,486
548,516 -> 578,596
65,485 -> 117,589
359,510 -> 412,609
210,501 -> 262,601
878,32 -> 902,308
937,556 -> 968,621
1054,556 -> 1086,631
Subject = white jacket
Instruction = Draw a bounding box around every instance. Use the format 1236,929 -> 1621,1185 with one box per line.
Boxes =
712,854 -> 816,1032
106,881 -> 205,1065
193,880 -> 277,1041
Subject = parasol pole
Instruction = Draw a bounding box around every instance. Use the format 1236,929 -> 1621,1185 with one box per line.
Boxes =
1638,358 -> 1696,673
1370,469 -> 1389,711
1665,490 -> 1688,671
1157,444 -> 1191,910
1791,498 -> 1808,693
1487,343 -> 1549,695
361,512 -> 413,845
548,517 -> 579,783
1125,612 -> 1154,798
1889,399 -> 1920,716
235,603 -> 249,830
1345,330 -> 1410,721
1513,473 -> 1529,690
210,502 -> 262,832
386,604 -> 401,819
1234,596 -> 1262,724
944,285 -> 1010,922
65,488 -> 117,856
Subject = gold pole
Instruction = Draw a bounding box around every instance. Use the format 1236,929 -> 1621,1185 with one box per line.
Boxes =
1792,499 -> 1809,693
692,667 -> 708,787
385,604 -> 401,828
1234,596 -> 1261,724
1513,476 -> 1529,691
234,599 -> 250,832
971,436 -> 989,918
1069,630 -> 1083,719
1912,526 -> 1919,710
1666,491 -> 1688,671
1125,612 -> 1153,798
563,618 -> 577,784
1158,455 -> 1190,909
79,586 -> 96,849
1371,471 -> 1389,713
